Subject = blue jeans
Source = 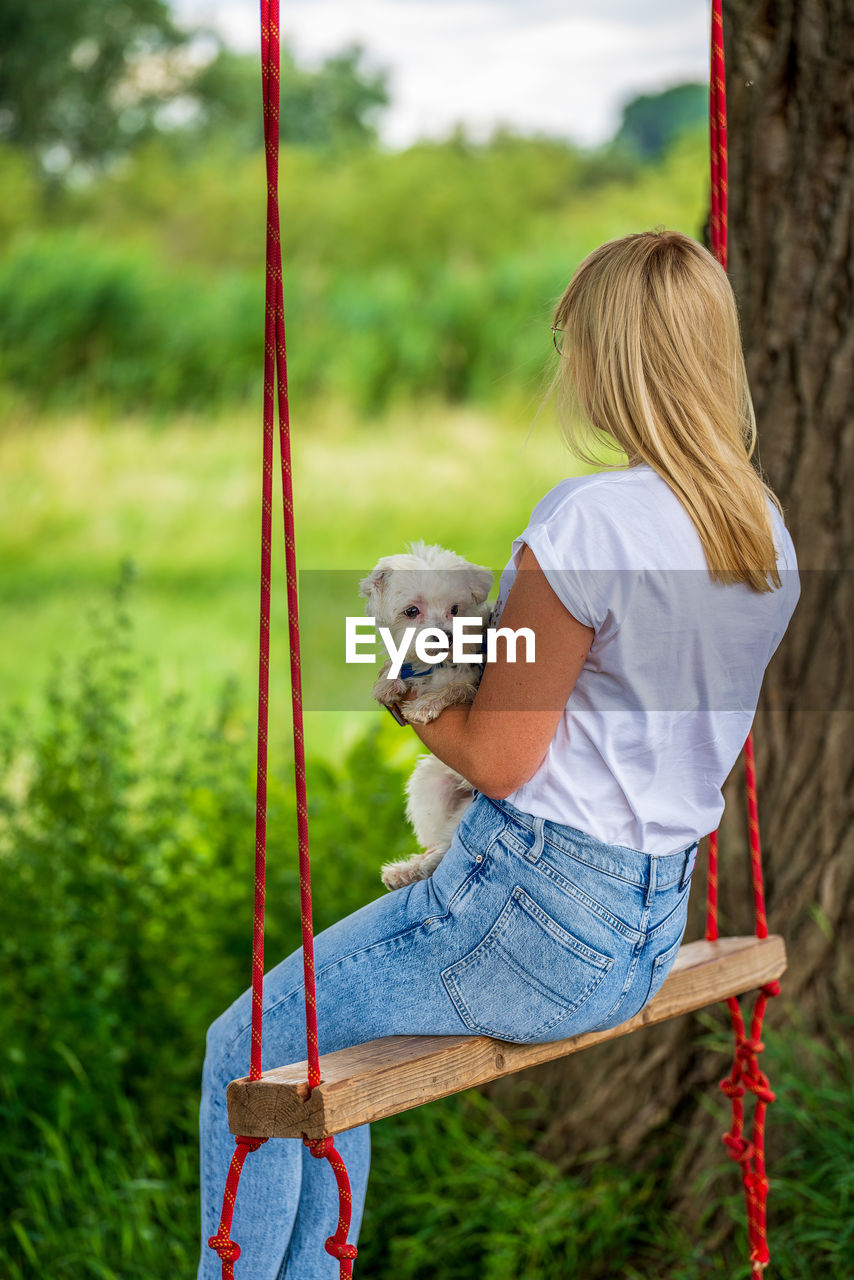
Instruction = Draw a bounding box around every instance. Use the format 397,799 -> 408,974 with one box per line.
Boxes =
199,793 -> 697,1279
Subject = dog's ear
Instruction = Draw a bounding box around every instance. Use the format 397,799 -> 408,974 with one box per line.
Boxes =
358,567 -> 389,612
465,565 -> 493,606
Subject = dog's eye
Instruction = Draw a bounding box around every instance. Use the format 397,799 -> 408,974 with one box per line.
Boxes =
450,604 -> 459,616
403,605 -> 419,619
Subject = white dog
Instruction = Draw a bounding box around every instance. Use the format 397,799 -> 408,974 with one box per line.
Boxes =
359,542 -> 493,890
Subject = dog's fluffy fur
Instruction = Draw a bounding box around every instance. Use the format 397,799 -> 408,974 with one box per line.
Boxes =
359,542 -> 493,890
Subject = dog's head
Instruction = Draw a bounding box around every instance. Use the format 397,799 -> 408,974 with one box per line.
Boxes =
359,541 -> 493,653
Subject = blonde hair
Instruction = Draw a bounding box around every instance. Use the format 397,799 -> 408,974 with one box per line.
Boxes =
553,228 -> 781,591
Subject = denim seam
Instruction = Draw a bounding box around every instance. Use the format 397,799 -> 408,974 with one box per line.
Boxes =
638,931 -> 687,1012
226,900 -> 453,1053
447,886 -> 613,976
646,888 -> 691,942
511,885 -> 614,968
266,841 -> 494,1012
517,858 -> 644,943
504,826 -> 688,897
442,948 -> 611,1042
312,825 -> 507,978
501,827 -> 646,887
226,887 -> 477,1053
651,932 -> 684,977
440,887 -> 614,1041
601,894 -> 653,1025
447,921 -> 601,1009
448,962 -> 610,1042
457,816 -> 509,862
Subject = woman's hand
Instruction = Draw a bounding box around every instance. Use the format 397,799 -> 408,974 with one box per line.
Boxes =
404,543 -> 594,798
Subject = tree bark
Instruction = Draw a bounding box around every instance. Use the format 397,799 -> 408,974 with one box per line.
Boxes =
487,0 -> 854,1239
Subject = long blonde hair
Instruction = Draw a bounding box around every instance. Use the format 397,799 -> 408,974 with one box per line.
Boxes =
553,228 -> 781,591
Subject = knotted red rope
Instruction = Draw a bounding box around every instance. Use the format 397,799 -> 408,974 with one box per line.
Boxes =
209,2 -> 357,1274
704,8 -> 779,1274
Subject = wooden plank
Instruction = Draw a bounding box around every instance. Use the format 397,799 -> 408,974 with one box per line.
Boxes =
227,934 -> 786,1140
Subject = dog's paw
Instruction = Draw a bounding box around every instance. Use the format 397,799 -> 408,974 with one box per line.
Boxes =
372,673 -> 409,706
442,681 -> 479,707
381,850 -> 443,889
402,682 -> 477,723
399,697 -> 438,725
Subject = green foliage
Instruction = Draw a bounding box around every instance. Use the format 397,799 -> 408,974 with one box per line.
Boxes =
0,127 -> 707,414
758,1019 -> 854,1276
615,83 -> 708,160
0,581 -> 415,1271
0,147 -> 38,243
362,1091 -> 656,1279
0,0 -> 181,170
0,580 -> 408,1247
0,232 -> 261,409
1,597 -> 851,1276
7,1096 -> 196,1280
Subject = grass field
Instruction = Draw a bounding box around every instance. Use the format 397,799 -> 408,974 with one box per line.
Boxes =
0,396 -> 590,756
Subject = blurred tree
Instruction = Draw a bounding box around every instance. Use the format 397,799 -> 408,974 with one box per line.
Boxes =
614,82 -> 707,159
188,42 -> 389,151
0,0 -> 182,172
0,9 -> 387,176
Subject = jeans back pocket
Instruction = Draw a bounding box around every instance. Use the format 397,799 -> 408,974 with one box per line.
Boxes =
643,925 -> 687,1010
441,885 -> 614,1044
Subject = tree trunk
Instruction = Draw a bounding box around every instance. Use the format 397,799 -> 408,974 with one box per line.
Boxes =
487,0 -> 854,1234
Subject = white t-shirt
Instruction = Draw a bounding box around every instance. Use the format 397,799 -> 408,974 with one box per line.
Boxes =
496,464 -> 800,855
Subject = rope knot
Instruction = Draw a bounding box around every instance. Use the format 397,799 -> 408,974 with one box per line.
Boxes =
761,980 -> 781,999
744,1171 -> 769,1196
208,1233 -> 241,1265
738,1037 -> 765,1059
722,1133 -> 754,1163
304,1134 -> 334,1158
236,1134 -> 267,1154
720,1077 -> 744,1099
742,1072 -> 776,1105
325,1238 -> 359,1261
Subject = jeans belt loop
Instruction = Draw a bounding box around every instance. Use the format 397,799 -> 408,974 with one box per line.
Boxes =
644,855 -> 657,909
529,816 -> 546,863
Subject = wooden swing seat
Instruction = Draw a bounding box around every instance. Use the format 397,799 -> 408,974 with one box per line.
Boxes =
227,934 -> 785,1141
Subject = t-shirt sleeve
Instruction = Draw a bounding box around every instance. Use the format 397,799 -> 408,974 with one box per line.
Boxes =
767,505 -> 801,659
511,489 -> 620,632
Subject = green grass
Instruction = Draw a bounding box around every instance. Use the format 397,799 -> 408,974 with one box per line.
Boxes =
5,1022 -> 851,1279
0,399 -> 588,756
2,403 -> 851,1279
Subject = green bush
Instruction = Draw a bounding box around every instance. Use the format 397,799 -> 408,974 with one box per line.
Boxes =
0,578 -> 411,1272
0,129 -> 708,415
0,235 -> 262,409
5,590 -> 849,1278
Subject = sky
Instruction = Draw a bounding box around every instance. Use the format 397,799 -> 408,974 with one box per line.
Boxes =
172,0 -> 711,148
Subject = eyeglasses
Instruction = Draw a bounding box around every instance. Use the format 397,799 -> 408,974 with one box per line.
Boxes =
551,325 -> 565,354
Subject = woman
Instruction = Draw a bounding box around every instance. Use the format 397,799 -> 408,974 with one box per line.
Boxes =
198,229 -> 799,1278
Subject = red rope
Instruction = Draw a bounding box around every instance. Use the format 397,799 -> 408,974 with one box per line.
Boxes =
709,0 -> 728,270
706,742 -> 780,1275
704,19 -> 778,1272
209,2 -> 357,1274
211,4 -> 769,1276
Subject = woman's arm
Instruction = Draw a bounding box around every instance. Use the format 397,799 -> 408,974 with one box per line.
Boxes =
404,544 -> 594,798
